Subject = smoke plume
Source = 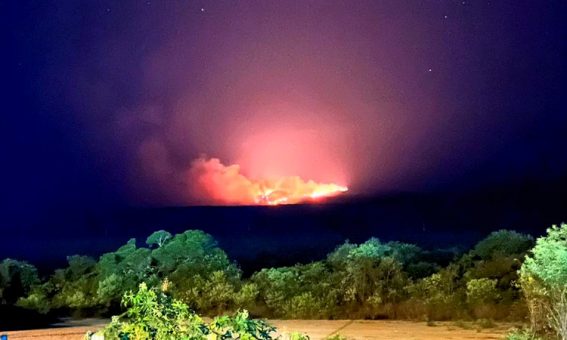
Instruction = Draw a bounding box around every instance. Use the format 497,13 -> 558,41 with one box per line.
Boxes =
187,157 -> 347,205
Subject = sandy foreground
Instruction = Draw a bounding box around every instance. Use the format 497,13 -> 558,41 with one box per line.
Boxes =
2,319 -> 517,340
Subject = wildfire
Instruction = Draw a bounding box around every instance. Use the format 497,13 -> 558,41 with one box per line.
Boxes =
188,157 -> 348,205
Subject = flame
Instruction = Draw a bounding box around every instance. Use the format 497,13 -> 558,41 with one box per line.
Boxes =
188,157 -> 348,205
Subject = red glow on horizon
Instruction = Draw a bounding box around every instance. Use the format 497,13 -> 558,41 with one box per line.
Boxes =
187,157 -> 348,205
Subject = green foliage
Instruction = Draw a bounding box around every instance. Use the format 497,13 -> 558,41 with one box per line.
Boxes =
16,287 -> 51,313
18,230 -> 242,316
466,230 -> 533,291
233,282 -> 259,309
472,230 -> 534,260
252,266 -> 306,317
96,240 -> 154,306
455,230 -> 534,320
0,258 -> 39,305
95,283 -> 277,340
519,223 -> 567,339
465,278 -> 502,319
153,230 -> 242,314
100,282 -> 210,339
152,230 -> 230,274
505,328 -> 542,340
521,224 -> 567,287
287,332 -> 310,340
13,227 -> 540,323
330,238 -> 409,317
284,292 -> 327,319
145,230 -> 172,248
20,244 -> 153,313
17,255 -> 98,312
464,254 -> 521,289
466,278 -> 500,305
326,334 -> 346,340
405,265 -> 463,320
209,309 -> 276,340
250,238 -> 414,319
183,271 -> 237,313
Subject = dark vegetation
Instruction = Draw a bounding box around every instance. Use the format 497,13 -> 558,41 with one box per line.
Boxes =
8,188 -> 565,277
90,282 -> 291,340
4,224 -> 567,339
1,228 -> 539,325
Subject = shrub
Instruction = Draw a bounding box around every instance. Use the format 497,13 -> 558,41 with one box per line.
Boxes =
154,230 -> 242,315
233,282 -> 259,310
472,230 -> 534,260
458,230 -> 534,320
505,327 -> 541,340
251,267 -> 299,317
405,265 -> 464,320
13,228 -> 536,323
520,223 -> 567,339
95,239 -> 155,309
466,278 -> 500,305
328,238 -> 408,318
19,230 -> 241,316
283,292 -> 325,319
152,230 -> 236,276
91,283 -> 279,340
183,271 -> 236,313
467,230 -> 533,289
145,230 -> 172,248
326,334 -> 347,340
99,282 -> 209,339
16,288 -> 51,313
0,259 -> 39,305
209,309 -> 276,339
18,255 -> 99,312
288,332 -> 310,340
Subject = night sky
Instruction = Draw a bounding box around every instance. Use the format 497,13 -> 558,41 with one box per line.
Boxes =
2,1 -> 566,232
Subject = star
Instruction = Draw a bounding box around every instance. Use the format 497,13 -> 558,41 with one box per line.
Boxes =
200,8 -> 205,12
428,68 -> 432,72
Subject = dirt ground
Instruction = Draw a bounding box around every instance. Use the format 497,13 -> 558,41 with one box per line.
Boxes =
2,320 -> 518,339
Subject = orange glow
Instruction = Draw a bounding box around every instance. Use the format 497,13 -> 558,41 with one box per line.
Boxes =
188,157 -> 348,205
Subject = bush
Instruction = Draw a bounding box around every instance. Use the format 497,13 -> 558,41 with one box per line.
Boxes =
328,239 -> 408,318
182,271 -> 236,313
467,230 -> 533,292
405,266 -> 463,320
520,223 -> 567,339
288,332 -> 310,340
91,283 -> 279,340
466,278 -> 500,314
326,335 -> 347,340
154,230 -> 242,315
19,230 -> 242,316
283,292 -> 326,319
209,310 -> 276,339
233,282 -> 259,310
472,230 -> 534,260
12,227 -> 537,323
100,282 -> 208,339
145,230 -> 172,248
505,327 -> 541,340
0,259 -> 39,305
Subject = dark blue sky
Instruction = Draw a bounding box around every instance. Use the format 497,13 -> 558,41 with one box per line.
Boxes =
1,1 -> 566,230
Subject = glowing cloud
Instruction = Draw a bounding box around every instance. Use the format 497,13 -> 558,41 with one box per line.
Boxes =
187,157 -> 348,205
